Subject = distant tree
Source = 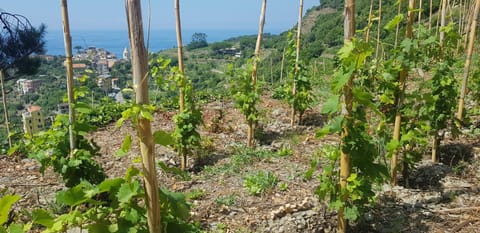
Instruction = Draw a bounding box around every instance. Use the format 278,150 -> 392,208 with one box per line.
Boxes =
0,11 -> 46,147
186,32 -> 208,50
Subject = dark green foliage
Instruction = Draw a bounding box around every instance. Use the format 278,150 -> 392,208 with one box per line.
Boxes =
32,167 -> 200,233
186,32 -> 208,50
229,60 -> 260,126
25,114 -> 106,187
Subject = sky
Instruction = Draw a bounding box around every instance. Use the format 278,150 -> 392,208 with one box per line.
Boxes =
1,0 -> 319,32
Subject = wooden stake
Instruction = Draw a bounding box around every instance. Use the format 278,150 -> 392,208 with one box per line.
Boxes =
249,0 -> 267,147
61,0 -> 76,152
375,0 -> 383,59
291,0 -> 304,127
339,1 -> 355,232
125,1 -> 161,232
394,0 -> 402,49
0,70 -> 12,148
457,0 -> 480,121
391,0 -> 415,186
174,0 -> 188,170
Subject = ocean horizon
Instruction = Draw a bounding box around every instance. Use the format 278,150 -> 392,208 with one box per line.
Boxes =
44,29 -> 272,57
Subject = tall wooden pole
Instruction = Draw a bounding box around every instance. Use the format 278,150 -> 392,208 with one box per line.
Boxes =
60,0 -> 76,152
249,0 -> 267,147
291,0 -> 304,127
365,0 -> 374,42
391,0 -> 416,186
174,0 -> 188,170
439,0 -> 448,50
0,70 -> 12,148
394,0 -> 402,49
280,48 -> 286,82
339,1 -> 355,232
429,0 -> 433,29
457,0 -> 480,121
375,0 -> 383,59
125,0 -> 161,232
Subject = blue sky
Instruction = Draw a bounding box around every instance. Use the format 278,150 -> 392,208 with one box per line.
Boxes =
1,0 -> 319,32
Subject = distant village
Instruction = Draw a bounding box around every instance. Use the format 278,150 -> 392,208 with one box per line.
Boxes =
19,46 -> 130,136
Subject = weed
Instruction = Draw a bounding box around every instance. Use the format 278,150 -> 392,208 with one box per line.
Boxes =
215,194 -> 236,206
278,182 -> 289,191
243,171 -> 278,196
185,189 -> 206,200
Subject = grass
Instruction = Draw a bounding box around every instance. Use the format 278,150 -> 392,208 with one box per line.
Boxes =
243,171 -> 278,196
202,145 -> 280,177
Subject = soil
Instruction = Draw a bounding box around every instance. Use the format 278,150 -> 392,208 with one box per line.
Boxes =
1,95 -> 480,233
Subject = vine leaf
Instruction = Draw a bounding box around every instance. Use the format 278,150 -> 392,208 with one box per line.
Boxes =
153,130 -> 174,146
321,95 -> 340,114
0,195 -> 20,225
31,209 -> 55,228
116,135 -> 132,157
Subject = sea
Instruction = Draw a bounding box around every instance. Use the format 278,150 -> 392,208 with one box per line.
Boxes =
44,29 -> 262,57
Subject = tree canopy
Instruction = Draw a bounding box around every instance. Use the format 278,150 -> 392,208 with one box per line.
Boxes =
0,11 -> 46,78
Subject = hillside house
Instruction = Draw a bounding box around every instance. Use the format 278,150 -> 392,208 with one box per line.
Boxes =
22,105 -> 45,136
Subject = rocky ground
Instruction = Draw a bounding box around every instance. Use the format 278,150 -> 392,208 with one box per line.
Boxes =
1,96 -> 480,232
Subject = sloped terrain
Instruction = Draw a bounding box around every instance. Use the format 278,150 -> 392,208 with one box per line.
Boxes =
1,95 -> 480,232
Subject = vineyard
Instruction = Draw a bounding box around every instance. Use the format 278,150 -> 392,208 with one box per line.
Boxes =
1,0 -> 480,232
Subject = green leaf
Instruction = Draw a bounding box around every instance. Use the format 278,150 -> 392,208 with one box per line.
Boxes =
56,186 -> 88,207
116,135 -> 132,157
31,209 -> 54,228
74,102 -> 92,114
352,88 -> 373,106
344,206 -> 360,221
0,195 -> 20,225
321,95 -> 340,114
117,182 -> 140,203
7,224 -> 23,233
97,178 -> 124,193
386,139 -> 400,153
384,14 -> 404,31
153,130 -> 174,146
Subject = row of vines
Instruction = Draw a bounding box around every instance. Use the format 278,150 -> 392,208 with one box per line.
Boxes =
1,0 -> 480,232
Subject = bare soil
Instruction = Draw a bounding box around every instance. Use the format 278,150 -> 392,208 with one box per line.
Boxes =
1,95 -> 480,232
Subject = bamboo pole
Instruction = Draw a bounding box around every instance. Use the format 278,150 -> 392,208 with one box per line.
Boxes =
429,0 -> 433,29
394,0 -> 402,49
249,0 -> 267,147
291,0 -> 304,127
280,48 -> 285,83
463,0 -> 474,52
391,0 -> 415,186
375,0 -> 383,59
339,1 -> 355,232
440,0 -> 448,50
457,0 -> 480,121
60,0 -> 76,152
125,0 -> 161,232
0,70 -> 12,148
174,0 -> 188,170
418,0 -> 423,23
365,0 -> 374,42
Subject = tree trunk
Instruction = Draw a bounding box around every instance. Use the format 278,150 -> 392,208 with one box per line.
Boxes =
174,0 -> 188,171
0,70 -> 12,148
291,0 -> 304,127
249,0 -> 267,147
391,0 -> 415,186
339,1 -> 355,232
125,1 -> 161,232
60,0 -> 76,152
457,0 -> 480,121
